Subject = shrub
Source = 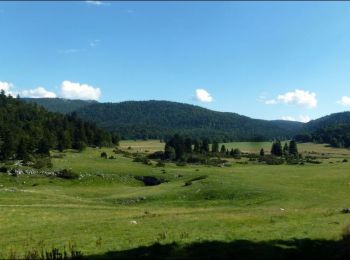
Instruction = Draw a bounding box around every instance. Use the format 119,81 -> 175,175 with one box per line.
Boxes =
265,156 -> 284,165
0,166 -> 8,173
176,162 -> 187,166
343,159 -> 348,163
33,157 -> 53,169
156,161 -> 165,167
109,155 -> 115,159
148,151 -> 164,159
56,169 -> 79,179
100,152 -> 108,159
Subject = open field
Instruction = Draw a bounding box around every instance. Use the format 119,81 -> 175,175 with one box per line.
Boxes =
1,141 -> 350,258
120,139 -> 350,157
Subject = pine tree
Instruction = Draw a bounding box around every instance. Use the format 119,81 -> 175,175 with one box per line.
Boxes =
220,144 -> 226,153
271,140 -> 282,156
283,143 -> 289,156
211,141 -> 219,153
16,138 -> 28,160
289,140 -> 298,156
200,138 -> 210,153
184,138 -> 192,153
260,148 -> 265,156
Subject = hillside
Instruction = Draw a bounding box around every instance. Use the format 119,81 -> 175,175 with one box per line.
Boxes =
23,98 -> 350,142
0,93 -> 112,161
74,100 -> 305,141
22,98 -> 97,114
20,98 -> 304,141
305,111 -> 350,132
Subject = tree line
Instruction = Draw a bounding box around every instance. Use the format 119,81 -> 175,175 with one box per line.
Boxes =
0,91 -> 118,162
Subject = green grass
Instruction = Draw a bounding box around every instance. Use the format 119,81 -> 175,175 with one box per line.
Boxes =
1,141 -> 350,258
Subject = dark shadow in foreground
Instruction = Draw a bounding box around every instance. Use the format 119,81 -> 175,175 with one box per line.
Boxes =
84,237 -> 350,260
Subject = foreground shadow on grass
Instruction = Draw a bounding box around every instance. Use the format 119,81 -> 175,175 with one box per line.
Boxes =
84,237 -> 350,260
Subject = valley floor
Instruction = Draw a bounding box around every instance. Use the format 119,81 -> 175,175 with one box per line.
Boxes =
1,141 -> 350,259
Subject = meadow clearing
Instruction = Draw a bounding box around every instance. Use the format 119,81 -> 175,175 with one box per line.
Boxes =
1,141 -> 350,259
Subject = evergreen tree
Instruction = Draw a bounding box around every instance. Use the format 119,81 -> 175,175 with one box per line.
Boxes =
260,148 -> 265,156
271,140 -> 283,156
57,131 -> 71,152
232,148 -> 241,158
220,144 -> 226,153
0,130 -> 16,160
283,143 -> 289,156
37,138 -> 50,156
164,143 -> 176,160
193,139 -> 200,153
16,138 -> 28,160
211,141 -> 219,153
200,138 -> 210,153
184,138 -> 192,153
289,140 -> 298,156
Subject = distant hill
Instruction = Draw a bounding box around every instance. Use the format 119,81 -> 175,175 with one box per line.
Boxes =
305,111 -> 350,132
22,98 -> 97,114
23,98 -> 304,141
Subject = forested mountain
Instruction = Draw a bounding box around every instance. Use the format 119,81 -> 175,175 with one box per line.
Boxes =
305,112 -> 350,132
22,98 -> 96,114
0,92 -> 112,161
73,100 -> 303,141
294,112 -> 350,147
21,98 -> 304,141
22,98 -> 350,143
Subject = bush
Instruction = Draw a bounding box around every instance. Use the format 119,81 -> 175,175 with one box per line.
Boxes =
101,152 -> 108,159
133,156 -> 152,165
156,161 -> 165,167
148,151 -> 164,160
33,157 -> 53,169
265,156 -> 284,165
0,166 -> 8,173
56,169 -> 79,179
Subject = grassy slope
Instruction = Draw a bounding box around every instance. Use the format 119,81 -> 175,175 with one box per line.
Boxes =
1,142 -> 350,258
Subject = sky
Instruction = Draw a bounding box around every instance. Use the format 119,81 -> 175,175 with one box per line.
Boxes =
1,1 -> 350,122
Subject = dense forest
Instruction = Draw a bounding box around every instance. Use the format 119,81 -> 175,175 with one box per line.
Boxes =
23,99 -> 304,141
22,98 -> 350,145
295,124 -> 350,148
23,98 -> 96,114
0,92 -> 114,162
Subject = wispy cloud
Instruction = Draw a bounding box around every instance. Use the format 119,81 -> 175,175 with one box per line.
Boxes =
86,1 -> 110,6
264,89 -> 317,108
90,40 -> 100,48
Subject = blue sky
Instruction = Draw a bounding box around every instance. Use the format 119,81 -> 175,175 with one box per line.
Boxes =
1,1 -> 350,122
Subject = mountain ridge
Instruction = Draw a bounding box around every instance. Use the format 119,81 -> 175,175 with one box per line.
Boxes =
22,98 -> 350,141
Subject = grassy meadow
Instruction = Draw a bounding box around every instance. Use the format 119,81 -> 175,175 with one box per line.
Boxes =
1,141 -> 350,259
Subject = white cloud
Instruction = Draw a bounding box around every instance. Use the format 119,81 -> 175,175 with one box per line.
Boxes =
337,96 -> 350,107
281,115 -> 311,123
195,89 -> 213,103
265,89 -> 317,108
0,81 -> 13,95
21,87 -> 57,98
60,80 -> 101,100
86,1 -> 110,6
